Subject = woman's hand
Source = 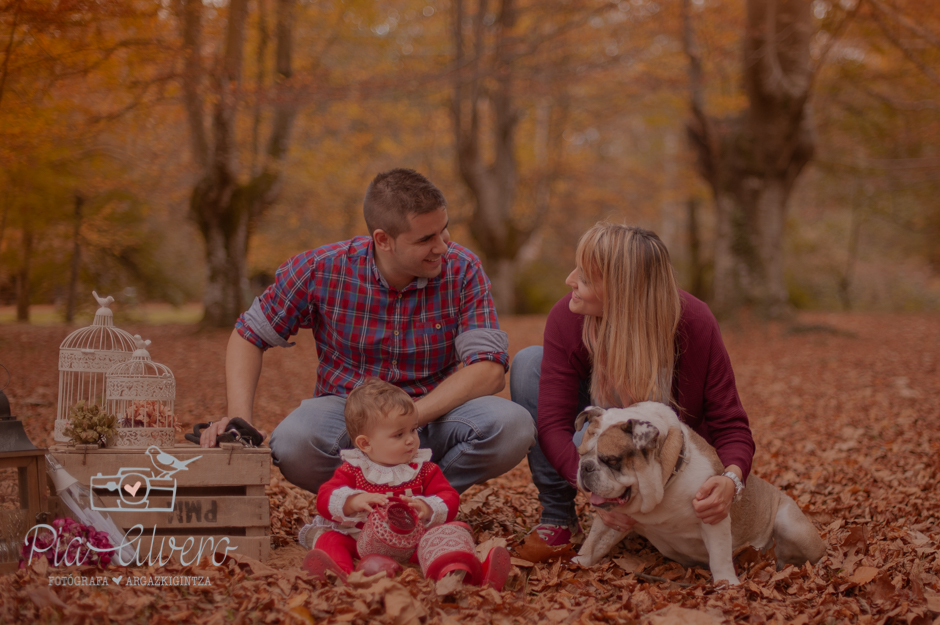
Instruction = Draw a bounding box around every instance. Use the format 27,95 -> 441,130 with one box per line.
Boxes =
595,507 -> 637,534
343,493 -> 388,516
692,475 -> 735,524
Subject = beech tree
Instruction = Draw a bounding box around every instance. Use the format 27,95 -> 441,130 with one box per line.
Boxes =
451,0 -> 608,313
682,0 -> 831,317
176,0 -> 298,327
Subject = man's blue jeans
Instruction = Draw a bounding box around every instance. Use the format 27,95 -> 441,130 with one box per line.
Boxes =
509,345 -> 590,527
269,394 -> 535,495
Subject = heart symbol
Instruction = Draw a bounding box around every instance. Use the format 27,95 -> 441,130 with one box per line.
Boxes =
112,576 -> 124,585
124,481 -> 142,497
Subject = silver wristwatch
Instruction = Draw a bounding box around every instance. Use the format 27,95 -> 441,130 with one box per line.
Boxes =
721,471 -> 745,502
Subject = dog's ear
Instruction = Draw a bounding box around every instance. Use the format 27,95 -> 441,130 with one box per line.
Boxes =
574,406 -> 605,432
622,419 -> 659,451
622,419 -> 665,513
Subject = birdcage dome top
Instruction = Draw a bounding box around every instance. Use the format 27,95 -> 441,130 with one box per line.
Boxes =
106,335 -> 174,379
59,292 -> 137,353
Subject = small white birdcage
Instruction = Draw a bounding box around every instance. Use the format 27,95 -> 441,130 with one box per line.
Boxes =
55,292 -> 137,442
106,335 -> 177,448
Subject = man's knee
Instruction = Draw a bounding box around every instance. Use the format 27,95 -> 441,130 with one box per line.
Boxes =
510,345 -> 543,420
472,398 -> 535,455
269,398 -> 348,491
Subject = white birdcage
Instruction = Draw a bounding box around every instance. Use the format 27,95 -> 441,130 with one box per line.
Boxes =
106,335 -> 177,448
55,292 -> 137,442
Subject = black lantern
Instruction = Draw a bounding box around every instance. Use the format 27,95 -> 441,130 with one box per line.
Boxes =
0,367 -> 47,573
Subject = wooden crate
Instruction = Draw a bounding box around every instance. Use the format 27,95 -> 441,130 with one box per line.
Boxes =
48,443 -> 271,563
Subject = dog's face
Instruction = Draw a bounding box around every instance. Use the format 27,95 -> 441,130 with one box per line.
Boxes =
576,402 -> 684,515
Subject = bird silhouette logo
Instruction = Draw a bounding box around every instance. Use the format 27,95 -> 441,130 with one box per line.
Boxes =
146,446 -> 202,479
89,447 -> 202,512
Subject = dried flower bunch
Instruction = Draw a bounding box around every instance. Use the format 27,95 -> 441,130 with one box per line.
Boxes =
121,399 -> 180,431
20,517 -> 113,569
63,400 -> 118,447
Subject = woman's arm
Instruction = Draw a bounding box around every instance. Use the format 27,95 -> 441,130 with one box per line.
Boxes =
537,295 -> 592,487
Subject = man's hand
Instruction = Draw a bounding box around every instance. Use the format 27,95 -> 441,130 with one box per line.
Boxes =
413,360 -> 505,426
401,496 -> 433,522
199,418 -> 231,448
198,417 -> 267,448
692,475 -> 735,525
343,493 -> 389,516
595,507 -> 637,534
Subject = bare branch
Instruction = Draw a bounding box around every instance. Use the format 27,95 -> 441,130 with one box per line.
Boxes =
869,0 -> 940,49
750,0 -> 812,101
681,0 -> 720,189
869,0 -> 940,87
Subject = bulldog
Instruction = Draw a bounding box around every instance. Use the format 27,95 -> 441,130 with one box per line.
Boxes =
571,402 -> 826,585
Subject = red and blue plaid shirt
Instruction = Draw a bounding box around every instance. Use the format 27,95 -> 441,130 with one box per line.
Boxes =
235,236 -> 508,399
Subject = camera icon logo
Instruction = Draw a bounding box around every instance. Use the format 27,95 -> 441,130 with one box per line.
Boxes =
90,446 -> 202,512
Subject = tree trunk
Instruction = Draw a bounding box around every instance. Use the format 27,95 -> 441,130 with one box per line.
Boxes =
15,225 -> 31,322
451,0 -> 554,314
686,197 -> 707,301
65,193 -> 83,323
178,0 -> 298,327
683,0 -> 815,318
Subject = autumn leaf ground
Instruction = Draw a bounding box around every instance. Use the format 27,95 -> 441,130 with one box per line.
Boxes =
1,311 -> 939,624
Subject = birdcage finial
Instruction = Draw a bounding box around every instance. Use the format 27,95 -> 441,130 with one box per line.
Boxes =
131,335 -> 152,354
93,291 -> 114,309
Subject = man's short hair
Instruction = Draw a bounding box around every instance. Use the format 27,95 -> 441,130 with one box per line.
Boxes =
363,168 -> 447,239
345,378 -> 416,440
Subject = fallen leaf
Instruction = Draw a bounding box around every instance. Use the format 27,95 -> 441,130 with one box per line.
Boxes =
435,571 -> 465,596
925,594 -> 940,613
614,554 -> 648,573
26,585 -> 67,609
476,535 -> 508,560
545,609 -> 570,623
385,587 -> 427,625
288,606 -> 315,623
643,605 -> 724,625
848,566 -> 880,586
513,530 -> 577,563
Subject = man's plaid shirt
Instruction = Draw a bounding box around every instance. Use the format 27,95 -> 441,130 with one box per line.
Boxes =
235,236 -> 509,399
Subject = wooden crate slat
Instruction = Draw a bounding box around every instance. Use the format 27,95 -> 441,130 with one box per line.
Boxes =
49,445 -> 270,487
48,495 -> 269,529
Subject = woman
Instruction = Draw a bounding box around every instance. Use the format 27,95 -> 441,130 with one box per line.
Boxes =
510,223 -> 755,545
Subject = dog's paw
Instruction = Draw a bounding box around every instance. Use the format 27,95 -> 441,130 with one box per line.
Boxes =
713,575 -> 741,587
571,555 -> 590,567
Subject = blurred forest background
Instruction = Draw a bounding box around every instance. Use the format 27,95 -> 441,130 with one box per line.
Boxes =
1,0 -> 938,326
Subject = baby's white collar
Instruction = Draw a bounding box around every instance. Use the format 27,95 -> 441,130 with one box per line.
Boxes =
339,448 -> 433,486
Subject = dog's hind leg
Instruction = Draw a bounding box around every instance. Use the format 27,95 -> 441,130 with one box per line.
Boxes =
700,518 -> 740,585
772,495 -> 827,569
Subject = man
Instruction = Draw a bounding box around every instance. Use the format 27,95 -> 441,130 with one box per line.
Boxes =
201,168 -> 534,496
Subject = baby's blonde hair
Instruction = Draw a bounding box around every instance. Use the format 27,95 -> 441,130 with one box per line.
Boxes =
345,378 -> 416,439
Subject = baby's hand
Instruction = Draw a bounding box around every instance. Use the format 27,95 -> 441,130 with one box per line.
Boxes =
343,492 -> 389,516
401,496 -> 432,522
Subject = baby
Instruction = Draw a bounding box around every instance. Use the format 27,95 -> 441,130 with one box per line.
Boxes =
300,378 -> 508,586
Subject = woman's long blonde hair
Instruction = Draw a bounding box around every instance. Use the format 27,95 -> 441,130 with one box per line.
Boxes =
576,223 -> 682,408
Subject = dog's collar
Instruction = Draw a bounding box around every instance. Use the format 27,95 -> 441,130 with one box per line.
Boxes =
664,435 -> 689,489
